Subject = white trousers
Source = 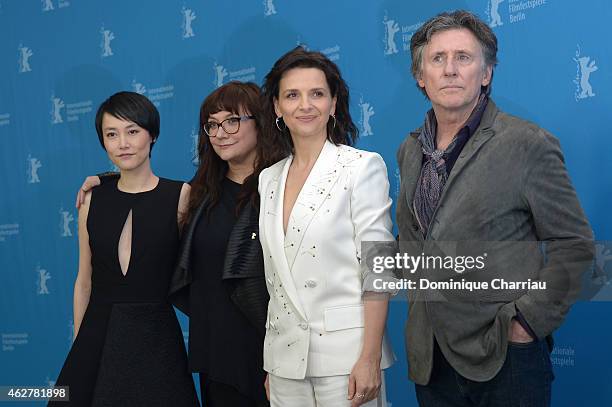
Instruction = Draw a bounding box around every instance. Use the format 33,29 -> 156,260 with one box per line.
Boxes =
269,372 -> 388,407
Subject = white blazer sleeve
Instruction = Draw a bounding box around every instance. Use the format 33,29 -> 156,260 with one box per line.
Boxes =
350,153 -> 399,294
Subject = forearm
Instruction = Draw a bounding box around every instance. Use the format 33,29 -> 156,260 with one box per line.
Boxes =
73,280 -> 91,338
360,293 -> 389,359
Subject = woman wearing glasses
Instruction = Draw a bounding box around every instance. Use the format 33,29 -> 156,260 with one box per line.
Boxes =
172,81 -> 278,407
258,47 -> 396,406
76,82 -> 280,406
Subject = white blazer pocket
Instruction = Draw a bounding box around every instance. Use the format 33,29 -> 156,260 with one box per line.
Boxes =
324,304 -> 364,332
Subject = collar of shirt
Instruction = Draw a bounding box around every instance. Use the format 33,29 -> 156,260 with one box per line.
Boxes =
443,95 -> 489,175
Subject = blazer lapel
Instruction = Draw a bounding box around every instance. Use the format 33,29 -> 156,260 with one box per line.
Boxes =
435,101 -> 499,211
284,140 -> 343,270
401,134 -> 424,218
263,157 -> 309,321
222,202 -> 263,279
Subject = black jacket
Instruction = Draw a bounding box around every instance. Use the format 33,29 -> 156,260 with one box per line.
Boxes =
169,197 -> 269,336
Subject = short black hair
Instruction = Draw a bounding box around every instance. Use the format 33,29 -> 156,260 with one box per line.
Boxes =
94,91 -> 160,154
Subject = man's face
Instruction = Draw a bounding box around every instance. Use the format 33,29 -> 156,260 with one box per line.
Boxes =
418,28 -> 492,116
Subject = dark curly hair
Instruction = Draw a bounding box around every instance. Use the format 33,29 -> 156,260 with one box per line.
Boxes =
261,46 -> 358,156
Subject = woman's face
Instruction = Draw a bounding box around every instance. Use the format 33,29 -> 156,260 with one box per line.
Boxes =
207,109 -> 258,167
101,113 -> 152,171
274,67 -> 336,142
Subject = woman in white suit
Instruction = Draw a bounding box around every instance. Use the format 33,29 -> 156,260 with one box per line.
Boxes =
258,46 -> 396,407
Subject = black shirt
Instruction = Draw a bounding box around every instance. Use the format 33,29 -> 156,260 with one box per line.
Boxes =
443,97 -> 488,175
188,177 -> 266,402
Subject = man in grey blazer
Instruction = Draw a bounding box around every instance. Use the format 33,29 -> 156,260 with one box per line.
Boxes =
396,10 -> 593,406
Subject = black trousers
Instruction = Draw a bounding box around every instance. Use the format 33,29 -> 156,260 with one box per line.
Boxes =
199,375 -> 269,407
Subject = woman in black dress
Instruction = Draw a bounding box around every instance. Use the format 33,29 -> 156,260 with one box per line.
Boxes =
51,92 -> 199,406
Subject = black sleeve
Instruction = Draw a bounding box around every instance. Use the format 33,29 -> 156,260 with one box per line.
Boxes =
96,172 -> 120,185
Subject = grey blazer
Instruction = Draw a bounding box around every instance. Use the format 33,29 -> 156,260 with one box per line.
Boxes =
396,100 -> 594,384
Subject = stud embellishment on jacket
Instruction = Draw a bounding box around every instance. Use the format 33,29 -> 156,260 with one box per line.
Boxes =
301,245 -> 317,258
251,232 -> 257,240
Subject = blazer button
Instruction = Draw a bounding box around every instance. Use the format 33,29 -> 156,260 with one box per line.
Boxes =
299,322 -> 308,330
412,223 -> 419,231
305,279 -> 317,288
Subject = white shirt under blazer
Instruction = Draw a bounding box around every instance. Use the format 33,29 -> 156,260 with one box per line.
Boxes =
258,140 -> 396,380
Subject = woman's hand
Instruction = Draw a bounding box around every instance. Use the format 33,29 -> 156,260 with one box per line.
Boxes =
347,354 -> 381,406
264,373 -> 270,400
75,176 -> 101,208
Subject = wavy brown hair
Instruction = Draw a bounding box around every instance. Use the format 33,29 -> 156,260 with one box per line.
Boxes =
261,46 -> 359,156
184,81 -> 283,226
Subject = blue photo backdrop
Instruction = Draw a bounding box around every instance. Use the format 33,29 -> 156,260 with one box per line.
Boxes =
1,1 -> 610,405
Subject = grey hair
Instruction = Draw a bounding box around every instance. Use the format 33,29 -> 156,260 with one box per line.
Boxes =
410,10 -> 498,97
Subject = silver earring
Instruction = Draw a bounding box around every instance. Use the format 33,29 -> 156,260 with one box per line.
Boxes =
330,114 -> 336,131
275,117 -> 285,132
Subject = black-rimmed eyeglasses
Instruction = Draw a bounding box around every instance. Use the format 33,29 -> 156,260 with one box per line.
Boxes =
203,115 -> 255,137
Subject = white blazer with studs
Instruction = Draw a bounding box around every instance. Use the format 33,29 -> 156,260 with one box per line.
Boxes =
258,139 -> 396,379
